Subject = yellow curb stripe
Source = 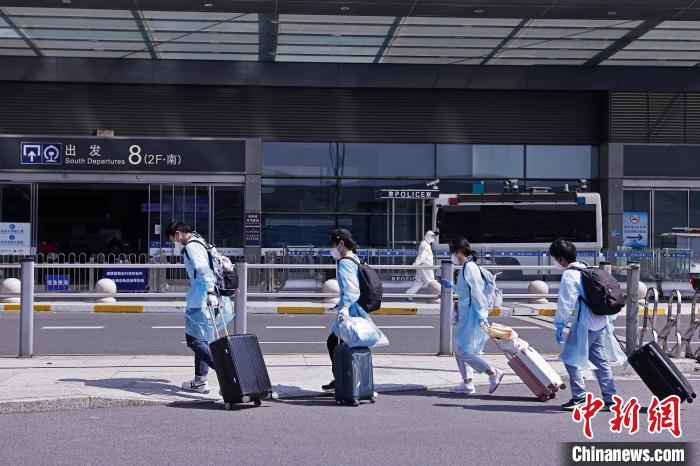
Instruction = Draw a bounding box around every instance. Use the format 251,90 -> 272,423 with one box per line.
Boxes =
3,304 -> 51,312
277,306 -> 325,315
373,307 -> 417,315
538,309 -> 557,316
94,305 -> 144,313
488,308 -> 500,317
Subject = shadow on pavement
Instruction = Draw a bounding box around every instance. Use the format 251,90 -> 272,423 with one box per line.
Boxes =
169,400 -> 262,411
59,377 -> 210,402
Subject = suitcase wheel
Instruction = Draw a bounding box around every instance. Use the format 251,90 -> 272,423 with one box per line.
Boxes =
548,393 -> 556,400
559,383 -> 567,390
241,395 -> 251,403
692,392 -> 697,399
270,391 -> 280,400
370,397 -> 376,404
688,397 -> 694,404
224,402 -> 233,411
254,399 -> 262,407
352,400 -> 360,407
538,395 -> 549,402
336,400 -> 344,406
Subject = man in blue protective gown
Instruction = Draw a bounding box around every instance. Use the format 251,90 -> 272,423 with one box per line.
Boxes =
550,239 -> 626,411
167,220 -> 234,394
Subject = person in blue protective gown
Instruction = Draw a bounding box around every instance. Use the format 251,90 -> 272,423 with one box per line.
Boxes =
322,228 -> 386,391
550,239 -> 626,411
440,236 -> 504,395
167,220 -> 234,394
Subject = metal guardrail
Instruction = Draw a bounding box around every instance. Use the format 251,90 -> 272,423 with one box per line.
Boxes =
11,258 -> 699,359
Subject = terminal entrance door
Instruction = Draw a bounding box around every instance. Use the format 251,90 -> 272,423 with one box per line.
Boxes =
35,183 -> 244,262
387,199 -> 430,249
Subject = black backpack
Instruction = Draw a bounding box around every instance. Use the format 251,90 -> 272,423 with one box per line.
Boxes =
570,265 -> 625,316
340,257 -> 383,312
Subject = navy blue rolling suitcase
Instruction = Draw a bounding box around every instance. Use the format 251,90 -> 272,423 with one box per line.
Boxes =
333,343 -> 376,406
208,307 -> 278,410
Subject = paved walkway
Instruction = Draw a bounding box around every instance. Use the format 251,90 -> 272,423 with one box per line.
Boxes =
2,352 -> 695,413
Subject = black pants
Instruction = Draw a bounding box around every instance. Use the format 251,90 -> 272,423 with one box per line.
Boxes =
327,333 -> 339,361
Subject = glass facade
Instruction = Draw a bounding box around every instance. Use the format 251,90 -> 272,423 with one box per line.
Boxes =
262,142 -> 599,247
623,189 -> 700,247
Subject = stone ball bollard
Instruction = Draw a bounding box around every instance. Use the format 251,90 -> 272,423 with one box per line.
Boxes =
426,279 -> 441,303
0,278 -> 21,303
95,278 -> 117,303
528,280 -> 549,304
322,279 -> 340,305
637,281 -> 648,301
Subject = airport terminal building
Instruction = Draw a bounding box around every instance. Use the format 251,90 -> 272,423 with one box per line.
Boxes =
1,1 -> 700,264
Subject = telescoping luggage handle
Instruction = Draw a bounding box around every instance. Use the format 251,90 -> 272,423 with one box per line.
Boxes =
207,305 -> 229,341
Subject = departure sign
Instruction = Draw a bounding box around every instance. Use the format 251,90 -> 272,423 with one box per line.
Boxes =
1,137 -> 247,173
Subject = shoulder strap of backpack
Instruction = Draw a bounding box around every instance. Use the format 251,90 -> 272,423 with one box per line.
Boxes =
183,237 -> 214,278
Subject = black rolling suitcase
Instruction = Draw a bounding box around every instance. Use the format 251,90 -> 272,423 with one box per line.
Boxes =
333,343 -> 377,406
627,341 -> 696,403
208,307 -> 278,410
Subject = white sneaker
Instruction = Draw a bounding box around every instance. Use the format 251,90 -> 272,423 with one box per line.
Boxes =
451,383 -> 476,395
488,369 -> 504,394
182,379 -> 210,394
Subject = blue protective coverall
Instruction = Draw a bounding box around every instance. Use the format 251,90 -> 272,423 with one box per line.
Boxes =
453,260 -> 490,354
328,253 -> 384,347
183,239 -> 234,342
554,262 -> 627,370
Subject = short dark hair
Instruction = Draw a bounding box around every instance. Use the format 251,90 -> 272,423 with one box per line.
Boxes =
330,228 -> 358,253
449,236 -> 478,261
549,239 -> 577,263
166,220 -> 192,238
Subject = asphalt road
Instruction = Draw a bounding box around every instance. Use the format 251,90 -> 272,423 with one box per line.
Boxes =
0,379 -> 697,466
0,312 -> 698,356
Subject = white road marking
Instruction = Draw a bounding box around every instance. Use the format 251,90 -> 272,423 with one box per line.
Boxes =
506,326 -> 543,330
378,326 -> 434,329
260,341 -> 326,344
42,326 -> 104,330
265,326 -> 325,329
152,326 -> 186,329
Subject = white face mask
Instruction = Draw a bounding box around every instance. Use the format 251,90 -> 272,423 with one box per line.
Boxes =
450,254 -> 461,266
173,233 -> 184,255
330,245 -> 342,261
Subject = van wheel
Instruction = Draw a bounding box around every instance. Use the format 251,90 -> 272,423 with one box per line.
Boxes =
224,402 -> 232,410
369,397 -> 376,404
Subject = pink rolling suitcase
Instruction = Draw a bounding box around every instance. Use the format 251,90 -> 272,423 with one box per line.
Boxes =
494,339 -> 566,402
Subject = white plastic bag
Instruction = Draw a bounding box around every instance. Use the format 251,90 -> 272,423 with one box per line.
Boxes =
339,316 -> 389,348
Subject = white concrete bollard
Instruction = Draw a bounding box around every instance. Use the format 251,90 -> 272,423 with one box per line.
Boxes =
322,279 -> 340,305
427,279 -> 441,304
0,278 -> 21,303
637,281 -> 648,301
95,278 -> 117,303
528,280 -> 549,304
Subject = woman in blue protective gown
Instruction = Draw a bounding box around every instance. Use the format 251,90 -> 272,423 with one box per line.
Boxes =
167,220 -> 233,394
440,236 -> 504,395
322,228 -> 386,391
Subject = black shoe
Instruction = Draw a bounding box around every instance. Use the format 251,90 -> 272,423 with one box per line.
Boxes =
600,402 -> 615,412
561,397 -> 585,411
322,380 -> 336,391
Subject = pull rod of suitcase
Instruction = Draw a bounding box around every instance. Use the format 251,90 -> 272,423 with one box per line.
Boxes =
333,313 -> 378,406
207,305 -> 279,410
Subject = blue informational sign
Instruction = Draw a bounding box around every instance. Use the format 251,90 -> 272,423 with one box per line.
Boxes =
102,269 -> 148,292
623,212 -> 649,248
45,274 -> 70,291
21,142 -> 62,165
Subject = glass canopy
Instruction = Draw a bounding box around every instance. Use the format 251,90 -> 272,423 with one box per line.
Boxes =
0,7 -> 698,66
